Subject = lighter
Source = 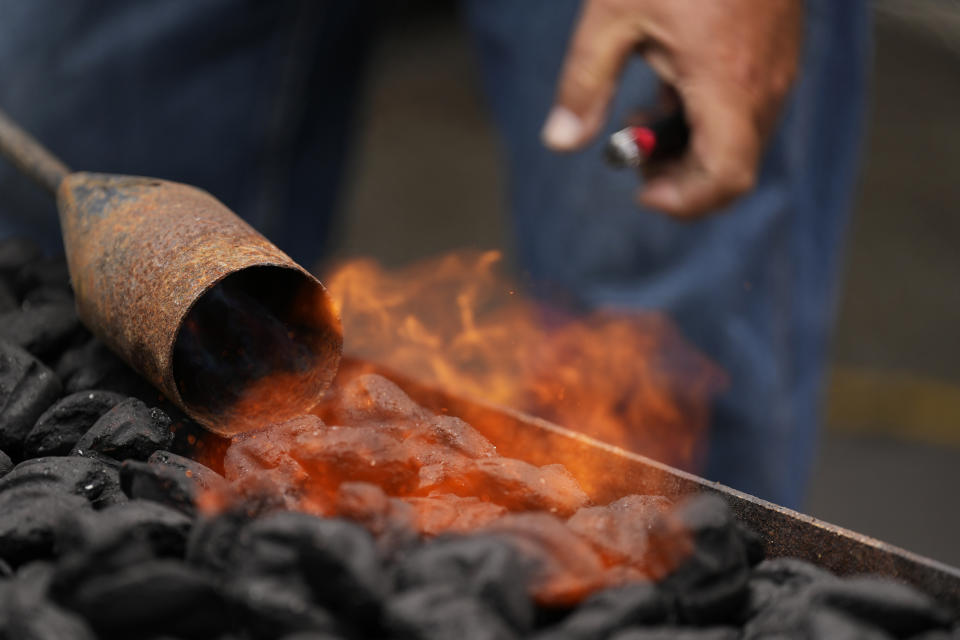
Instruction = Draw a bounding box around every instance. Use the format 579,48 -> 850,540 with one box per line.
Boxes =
604,109 -> 690,168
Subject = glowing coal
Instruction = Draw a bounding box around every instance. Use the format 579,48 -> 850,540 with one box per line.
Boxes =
187,250 -> 729,605
324,250 -> 725,470
199,372 -> 694,605
0,239 -> 954,638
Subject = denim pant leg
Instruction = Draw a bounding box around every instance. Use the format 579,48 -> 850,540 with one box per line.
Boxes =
0,0 -> 371,266
463,0 -> 870,508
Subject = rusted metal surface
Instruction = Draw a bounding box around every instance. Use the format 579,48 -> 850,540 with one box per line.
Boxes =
58,173 -> 342,435
342,359 -> 960,615
0,107 -> 70,195
0,107 -> 342,433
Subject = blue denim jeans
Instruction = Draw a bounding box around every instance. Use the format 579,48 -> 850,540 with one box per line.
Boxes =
462,1 -> 871,510
0,0 -> 869,508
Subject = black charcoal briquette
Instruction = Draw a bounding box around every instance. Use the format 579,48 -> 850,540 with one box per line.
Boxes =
0,456 -> 124,508
744,600 -> 894,640
55,338 -> 156,399
120,458 -> 205,515
186,508 -> 256,573
909,630 -> 960,640
384,585 -> 518,640
0,340 -> 62,459
14,256 -> 71,296
230,513 -> 386,625
72,398 -> 173,461
745,557 -> 839,618
0,279 -> 16,312
536,582 -> 669,640
50,501 -> 195,615
59,499 -> 192,560
14,560 -> 56,601
609,627 -> 740,640
0,237 -> 41,282
751,557 -> 838,587
742,576 -> 941,639
227,576 -> 342,639
24,390 -> 129,458
0,584 -> 97,640
0,302 -> 81,361
649,494 -> 753,625
0,488 -> 91,566
64,559 -> 231,639
0,449 -> 12,478
394,535 -> 535,632
812,577 -> 952,637
22,285 -> 73,306
148,450 -> 228,493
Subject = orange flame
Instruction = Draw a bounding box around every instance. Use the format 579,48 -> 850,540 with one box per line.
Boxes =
195,249 -> 725,605
324,250 -> 725,469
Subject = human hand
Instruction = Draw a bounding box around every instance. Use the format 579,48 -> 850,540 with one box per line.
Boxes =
542,0 -> 804,217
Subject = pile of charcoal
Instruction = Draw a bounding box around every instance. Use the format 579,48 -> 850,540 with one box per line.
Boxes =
1,236 -> 958,640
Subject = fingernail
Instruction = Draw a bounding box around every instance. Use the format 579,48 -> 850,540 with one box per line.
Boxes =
541,106 -> 584,150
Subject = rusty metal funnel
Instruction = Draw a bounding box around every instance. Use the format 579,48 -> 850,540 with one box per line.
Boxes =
0,109 -> 342,436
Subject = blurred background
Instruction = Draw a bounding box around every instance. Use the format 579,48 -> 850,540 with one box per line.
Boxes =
322,2 -> 960,566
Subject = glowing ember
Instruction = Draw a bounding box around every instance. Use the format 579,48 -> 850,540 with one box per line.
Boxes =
323,250 -> 725,469
196,250 -> 727,605
201,372 -> 696,605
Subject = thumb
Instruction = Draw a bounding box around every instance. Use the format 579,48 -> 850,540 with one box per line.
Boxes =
542,1 -> 645,152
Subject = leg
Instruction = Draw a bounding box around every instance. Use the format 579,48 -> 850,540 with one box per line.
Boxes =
463,0 -> 870,508
0,0 -> 371,266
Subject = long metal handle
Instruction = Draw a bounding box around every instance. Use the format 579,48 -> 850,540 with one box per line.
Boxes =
0,107 -> 70,196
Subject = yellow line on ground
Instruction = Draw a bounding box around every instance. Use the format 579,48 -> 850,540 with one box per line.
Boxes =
825,366 -> 960,448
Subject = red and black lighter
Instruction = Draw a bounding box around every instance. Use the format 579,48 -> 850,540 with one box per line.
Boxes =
604,109 -> 690,169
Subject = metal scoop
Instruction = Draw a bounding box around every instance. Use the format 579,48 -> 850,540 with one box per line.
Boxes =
0,108 -> 342,436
